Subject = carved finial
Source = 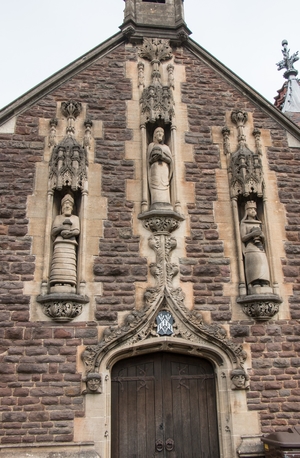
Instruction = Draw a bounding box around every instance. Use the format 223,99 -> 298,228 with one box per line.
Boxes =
61,101 -> 82,120
276,40 -> 299,79
61,101 -> 82,136
253,128 -> 263,156
137,61 -> 145,88
167,64 -> 175,89
48,118 -> 58,148
231,110 -> 248,128
231,111 -> 248,145
222,126 -> 231,156
138,38 -> 173,63
83,119 -> 93,148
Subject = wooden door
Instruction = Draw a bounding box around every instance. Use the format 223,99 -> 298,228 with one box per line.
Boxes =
111,352 -> 220,458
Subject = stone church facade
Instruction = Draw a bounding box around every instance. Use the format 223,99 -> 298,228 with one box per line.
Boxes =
0,1 -> 300,457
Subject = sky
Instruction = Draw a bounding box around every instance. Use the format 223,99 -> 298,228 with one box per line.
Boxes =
0,0 -> 299,110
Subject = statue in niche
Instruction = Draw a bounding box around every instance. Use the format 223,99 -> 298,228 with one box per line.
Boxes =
230,368 -> 249,390
82,372 -> 102,395
147,127 -> 173,210
50,194 -> 80,293
240,201 -> 271,294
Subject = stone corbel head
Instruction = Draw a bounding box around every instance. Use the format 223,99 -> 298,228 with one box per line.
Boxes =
82,372 -> 102,395
230,368 -> 249,390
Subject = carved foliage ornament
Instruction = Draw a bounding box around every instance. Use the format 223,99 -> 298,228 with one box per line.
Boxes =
138,38 -> 173,63
237,296 -> 281,321
81,290 -> 247,376
38,294 -> 89,322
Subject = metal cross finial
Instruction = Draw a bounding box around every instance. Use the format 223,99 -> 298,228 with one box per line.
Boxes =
276,40 -> 299,79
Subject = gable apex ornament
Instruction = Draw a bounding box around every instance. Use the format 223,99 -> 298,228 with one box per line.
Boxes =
138,38 -> 173,63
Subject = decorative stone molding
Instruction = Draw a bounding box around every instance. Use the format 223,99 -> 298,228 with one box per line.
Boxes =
139,210 -> 184,234
81,287 -> 247,376
237,295 -> 281,321
37,293 -> 89,322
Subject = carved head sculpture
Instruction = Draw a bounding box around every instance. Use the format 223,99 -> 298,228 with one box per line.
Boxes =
84,372 -> 102,394
244,200 -> 257,220
61,194 -> 74,216
230,368 -> 249,390
153,127 -> 165,144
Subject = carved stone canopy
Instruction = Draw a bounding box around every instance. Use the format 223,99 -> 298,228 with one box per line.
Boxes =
141,85 -> 175,124
228,143 -> 264,198
49,135 -> 88,192
223,111 -> 265,199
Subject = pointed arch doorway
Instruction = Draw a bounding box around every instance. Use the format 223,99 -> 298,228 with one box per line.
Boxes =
111,352 -> 220,457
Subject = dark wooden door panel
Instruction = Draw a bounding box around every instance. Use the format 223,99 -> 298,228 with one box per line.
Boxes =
111,352 -> 220,458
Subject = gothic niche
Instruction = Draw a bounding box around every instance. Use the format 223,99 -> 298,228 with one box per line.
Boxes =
137,38 -> 181,216
37,101 -> 89,321
222,111 -> 281,320
147,125 -> 173,211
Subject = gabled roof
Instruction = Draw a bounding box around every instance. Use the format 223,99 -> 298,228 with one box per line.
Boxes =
1,30 -> 300,141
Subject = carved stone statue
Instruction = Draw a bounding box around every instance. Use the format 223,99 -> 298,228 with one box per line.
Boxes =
240,201 -> 270,294
147,127 -> 173,210
82,372 -> 102,395
230,368 -> 249,390
50,194 -> 80,292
